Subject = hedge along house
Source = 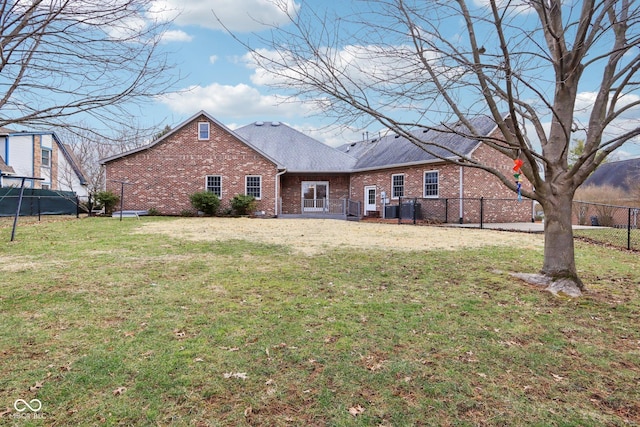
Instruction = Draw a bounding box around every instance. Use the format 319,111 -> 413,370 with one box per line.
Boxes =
101,110 -> 532,222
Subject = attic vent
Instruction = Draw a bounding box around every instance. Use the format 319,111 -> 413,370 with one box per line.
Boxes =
271,121 -> 280,126
255,121 -> 264,126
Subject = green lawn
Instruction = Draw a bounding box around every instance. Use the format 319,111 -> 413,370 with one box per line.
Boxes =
1,217 -> 639,426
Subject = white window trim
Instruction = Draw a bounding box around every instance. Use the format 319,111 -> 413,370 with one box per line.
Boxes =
205,175 -> 222,197
245,175 -> 262,200
423,170 -> 439,198
41,148 -> 52,168
198,122 -> 210,140
391,173 -> 404,199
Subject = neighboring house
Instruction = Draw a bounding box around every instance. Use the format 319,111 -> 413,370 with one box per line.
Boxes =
0,127 -> 88,198
101,111 -> 532,222
582,157 -> 640,193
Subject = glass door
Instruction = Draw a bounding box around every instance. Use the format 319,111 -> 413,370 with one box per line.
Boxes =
302,181 -> 329,212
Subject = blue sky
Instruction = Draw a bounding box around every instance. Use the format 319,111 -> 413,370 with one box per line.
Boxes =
142,0 -> 640,157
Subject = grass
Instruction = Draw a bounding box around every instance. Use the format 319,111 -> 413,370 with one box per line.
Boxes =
1,216 -> 639,426
574,226 -> 640,251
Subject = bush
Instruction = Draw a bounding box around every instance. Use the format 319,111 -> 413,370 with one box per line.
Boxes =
189,191 -> 220,216
230,194 -> 256,216
147,207 -> 161,216
94,191 -> 120,215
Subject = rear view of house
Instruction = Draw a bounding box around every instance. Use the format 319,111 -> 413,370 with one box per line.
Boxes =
102,110 -> 532,223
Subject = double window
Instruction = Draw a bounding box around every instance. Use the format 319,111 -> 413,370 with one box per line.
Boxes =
424,171 -> 439,198
246,176 -> 261,199
392,174 -> 404,198
206,175 -> 221,197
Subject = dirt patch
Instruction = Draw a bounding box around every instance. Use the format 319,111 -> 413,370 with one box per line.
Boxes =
139,218 -> 544,255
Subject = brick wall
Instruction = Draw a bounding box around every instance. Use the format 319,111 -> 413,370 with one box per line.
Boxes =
349,139 -> 533,223
280,174 -> 350,214
104,114 -> 279,215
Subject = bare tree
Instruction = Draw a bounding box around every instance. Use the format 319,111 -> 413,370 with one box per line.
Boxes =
233,0 -> 640,295
58,123 -> 155,199
0,0 -> 178,136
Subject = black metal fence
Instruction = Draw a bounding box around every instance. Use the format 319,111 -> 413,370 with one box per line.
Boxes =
572,201 -> 640,251
386,197 -> 535,225
0,188 -> 83,217
382,197 -> 639,251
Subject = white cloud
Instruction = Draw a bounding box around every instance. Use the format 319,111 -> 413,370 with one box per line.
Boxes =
156,83 -> 305,118
149,0 -> 300,32
209,55 -> 219,64
161,29 -> 193,43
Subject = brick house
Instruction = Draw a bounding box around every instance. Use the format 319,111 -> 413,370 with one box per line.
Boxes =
101,111 -> 532,222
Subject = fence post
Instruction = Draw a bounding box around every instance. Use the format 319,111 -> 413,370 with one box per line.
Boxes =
38,196 -> 41,221
480,197 -> 484,229
445,198 -> 449,223
628,207 -> 632,250
398,196 -> 402,224
413,198 -> 417,224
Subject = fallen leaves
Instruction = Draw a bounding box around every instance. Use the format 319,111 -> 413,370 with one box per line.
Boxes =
348,404 -> 365,416
113,386 -> 127,396
29,381 -> 43,392
224,372 -> 248,380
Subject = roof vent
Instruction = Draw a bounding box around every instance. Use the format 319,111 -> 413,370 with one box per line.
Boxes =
255,121 -> 264,126
394,134 -> 400,138
271,121 -> 280,126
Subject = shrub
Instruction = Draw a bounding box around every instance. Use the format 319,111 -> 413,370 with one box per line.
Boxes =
147,207 -> 161,216
230,194 -> 256,216
189,191 -> 220,216
94,191 -> 120,215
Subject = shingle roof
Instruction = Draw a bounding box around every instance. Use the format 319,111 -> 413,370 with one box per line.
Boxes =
234,121 -> 358,173
336,115 -> 499,171
582,157 -> 640,191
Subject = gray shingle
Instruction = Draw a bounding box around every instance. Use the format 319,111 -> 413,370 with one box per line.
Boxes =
337,116 -> 498,170
583,157 -> 640,191
234,121 -> 357,172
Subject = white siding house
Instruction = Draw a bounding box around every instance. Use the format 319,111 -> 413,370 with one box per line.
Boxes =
0,128 -> 88,199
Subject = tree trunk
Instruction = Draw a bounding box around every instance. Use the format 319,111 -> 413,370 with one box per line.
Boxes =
540,192 -> 585,293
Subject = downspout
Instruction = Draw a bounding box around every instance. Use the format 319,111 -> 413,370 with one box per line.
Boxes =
459,165 -> 464,224
274,168 -> 286,217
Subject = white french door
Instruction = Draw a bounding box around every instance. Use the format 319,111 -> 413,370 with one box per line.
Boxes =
302,181 -> 329,212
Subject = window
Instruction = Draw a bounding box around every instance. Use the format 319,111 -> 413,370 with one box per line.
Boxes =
41,149 -> 51,167
198,122 -> 210,140
424,171 -> 439,197
245,176 -> 261,199
392,174 -> 404,198
41,184 -> 50,190
206,175 -> 221,197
